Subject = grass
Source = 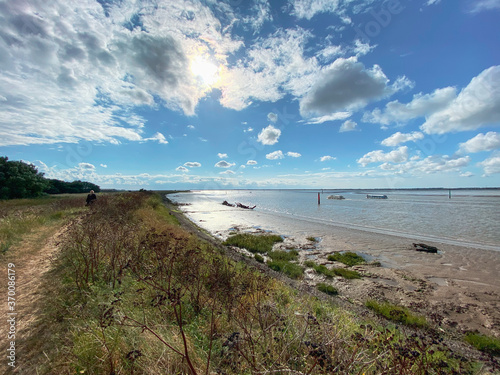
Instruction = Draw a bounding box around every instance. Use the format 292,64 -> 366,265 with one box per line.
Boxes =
267,260 -> 304,279
317,283 -> 338,296
366,300 -> 428,328
464,332 -> 500,355
304,260 -> 362,280
327,251 -> 365,266
222,232 -> 283,253
267,249 -> 299,261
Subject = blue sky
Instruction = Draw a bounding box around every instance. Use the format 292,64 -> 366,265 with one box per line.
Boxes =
1,0 -> 500,189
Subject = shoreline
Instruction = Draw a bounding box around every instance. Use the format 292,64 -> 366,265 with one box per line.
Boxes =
177,201 -> 500,339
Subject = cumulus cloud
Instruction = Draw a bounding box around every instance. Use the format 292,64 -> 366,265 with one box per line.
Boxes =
266,150 -> 284,160
420,66 -> 500,134
364,87 -> 456,126
220,169 -> 235,175
381,132 -> 424,147
247,160 -> 258,165
320,155 -> 336,162
300,57 -> 411,116
458,132 -> 500,154
78,163 -> 96,170
357,146 -> 409,167
478,153 -> 500,175
339,120 -> 357,132
146,132 -> 169,144
218,153 -> 228,159
257,125 -> 281,145
100,164 -> 108,168
176,166 -> 189,172
184,162 -> 201,168
286,152 -> 302,157
215,160 -> 235,168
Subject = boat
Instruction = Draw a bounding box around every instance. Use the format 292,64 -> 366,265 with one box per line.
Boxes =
366,194 -> 388,199
327,195 -> 345,200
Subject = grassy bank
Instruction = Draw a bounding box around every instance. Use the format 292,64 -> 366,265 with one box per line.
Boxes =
2,192 -> 494,374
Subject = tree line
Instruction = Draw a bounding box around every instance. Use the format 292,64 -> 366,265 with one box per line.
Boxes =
0,156 -> 100,200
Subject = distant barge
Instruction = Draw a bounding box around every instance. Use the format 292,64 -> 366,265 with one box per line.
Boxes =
366,194 -> 388,199
327,195 -> 345,200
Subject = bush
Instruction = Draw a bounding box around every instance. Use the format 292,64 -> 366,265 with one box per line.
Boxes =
254,254 -> 264,263
332,268 -> 361,280
317,283 -> 338,296
223,233 -> 283,253
366,300 -> 428,328
267,260 -> 304,279
327,252 -> 365,266
464,332 -> 500,356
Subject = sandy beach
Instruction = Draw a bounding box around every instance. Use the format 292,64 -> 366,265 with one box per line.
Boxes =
180,203 -> 500,339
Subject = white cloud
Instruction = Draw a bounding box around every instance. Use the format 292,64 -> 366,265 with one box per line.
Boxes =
100,164 -> 108,168
460,171 -> 474,177
289,0 -> 340,20
420,66 -> 500,134
218,153 -> 228,159
300,57 -> 411,116
257,125 -> 281,145
176,166 -> 189,172
244,127 -> 254,132
286,152 -> 302,158
267,112 -> 278,123
247,160 -> 258,165
478,153 -> 500,175
426,0 -> 441,6
305,112 -> 352,124
364,87 -> 456,126
381,131 -> 424,147
358,146 -> 409,167
458,132 -> 500,154
339,120 -> 357,132
187,125 -> 195,130
467,0 -> 500,13
320,155 -> 336,162
78,162 -> 95,170
407,155 -> 470,174
220,169 -> 235,175
215,160 -> 235,168
146,132 -> 169,144
184,162 -> 201,168
266,150 -> 284,160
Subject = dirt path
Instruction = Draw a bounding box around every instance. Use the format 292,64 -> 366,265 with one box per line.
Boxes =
0,223 -> 68,373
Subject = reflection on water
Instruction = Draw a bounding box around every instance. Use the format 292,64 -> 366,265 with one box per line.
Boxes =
171,189 -> 500,249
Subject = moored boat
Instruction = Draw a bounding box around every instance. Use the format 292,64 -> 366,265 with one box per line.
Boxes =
366,194 -> 388,199
327,195 -> 345,200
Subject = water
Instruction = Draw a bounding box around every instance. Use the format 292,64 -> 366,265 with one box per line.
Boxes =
171,189 -> 500,250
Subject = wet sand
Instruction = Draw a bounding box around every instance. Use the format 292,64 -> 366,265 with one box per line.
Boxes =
181,204 -> 500,338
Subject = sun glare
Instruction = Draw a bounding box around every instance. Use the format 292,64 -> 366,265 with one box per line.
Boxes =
190,56 -> 219,86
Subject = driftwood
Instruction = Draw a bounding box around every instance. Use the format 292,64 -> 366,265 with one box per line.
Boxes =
412,243 -> 438,253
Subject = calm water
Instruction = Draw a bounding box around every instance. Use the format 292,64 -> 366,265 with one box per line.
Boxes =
172,189 -> 500,250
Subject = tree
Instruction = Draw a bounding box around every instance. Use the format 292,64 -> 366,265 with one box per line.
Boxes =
0,157 -> 49,199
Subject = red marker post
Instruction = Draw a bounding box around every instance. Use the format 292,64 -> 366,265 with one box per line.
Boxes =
318,192 -> 320,205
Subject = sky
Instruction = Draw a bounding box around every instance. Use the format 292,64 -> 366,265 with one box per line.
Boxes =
1,0 -> 500,190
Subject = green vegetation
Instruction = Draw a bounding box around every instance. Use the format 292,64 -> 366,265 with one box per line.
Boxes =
304,260 -> 362,280
317,283 -> 338,296
3,191 -> 483,374
0,156 -> 100,200
465,332 -> 500,356
254,253 -> 264,263
267,260 -> 304,279
222,232 -> 283,253
366,300 -> 428,328
306,236 -> 317,242
268,249 -> 299,262
328,251 -> 365,266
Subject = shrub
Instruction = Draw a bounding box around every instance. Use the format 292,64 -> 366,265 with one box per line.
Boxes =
223,233 -> 283,254
327,252 -> 365,266
464,332 -> 500,356
254,254 -> 264,263
366,300 -> 428,328
317,283 -> 338,296
267,260 -> 304,279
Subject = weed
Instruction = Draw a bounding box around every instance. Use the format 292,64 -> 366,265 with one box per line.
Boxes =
267,260 -> 304,279
267,249 -> 299,262
254,254 -> 264,263
332,268 -> 362,279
